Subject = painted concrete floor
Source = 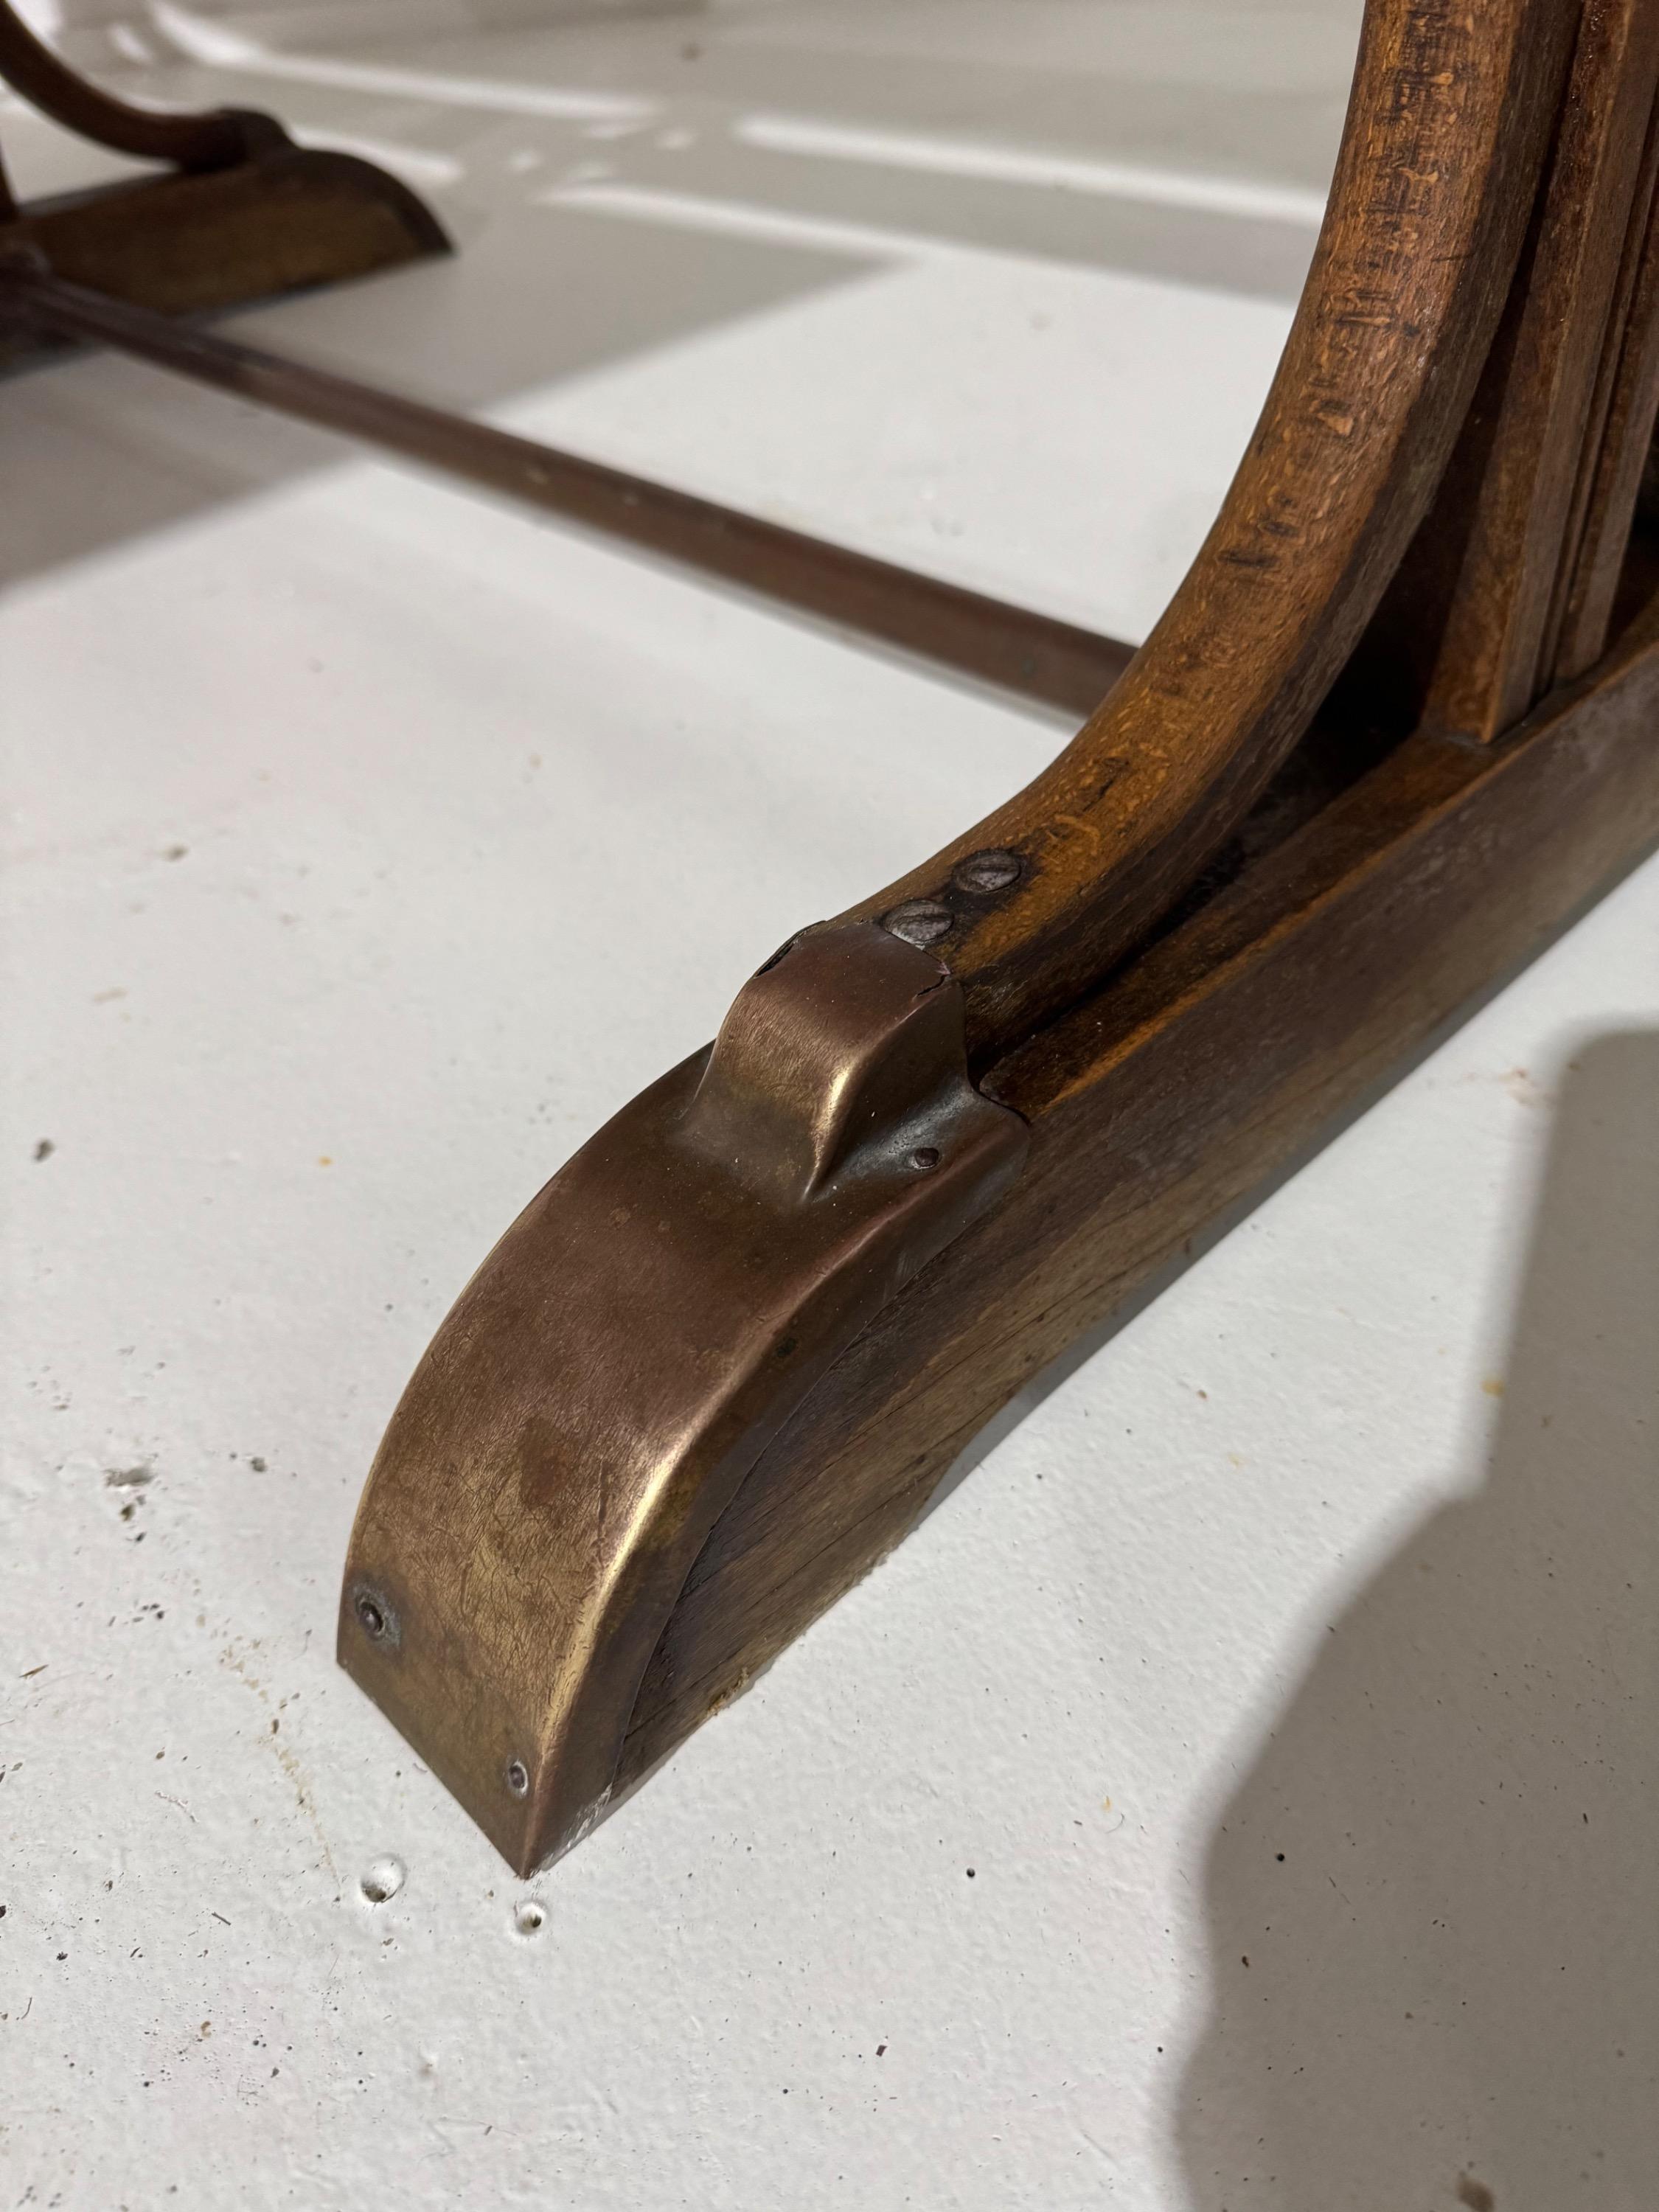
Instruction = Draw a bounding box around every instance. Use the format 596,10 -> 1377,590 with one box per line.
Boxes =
3,4 -> 1656,2208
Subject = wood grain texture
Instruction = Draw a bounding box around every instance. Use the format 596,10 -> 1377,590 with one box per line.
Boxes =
1366,0 -> 1659,745
1551,86 -> 1659,682
619,599 -> 1659,1794
835,0 -> 1577,1065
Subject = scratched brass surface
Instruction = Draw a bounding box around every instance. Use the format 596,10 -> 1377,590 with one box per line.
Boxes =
340,925 -> 1028,1872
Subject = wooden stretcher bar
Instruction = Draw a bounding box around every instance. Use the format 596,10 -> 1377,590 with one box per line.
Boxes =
0,0 -> 1130,715
1,265 -> 1132,714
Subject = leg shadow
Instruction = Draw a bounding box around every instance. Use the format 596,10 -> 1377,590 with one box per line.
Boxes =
1177,1030 -> 1659,2211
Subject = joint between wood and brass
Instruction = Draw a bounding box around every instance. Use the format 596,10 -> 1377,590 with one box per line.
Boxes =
339,925 -> 1028,1874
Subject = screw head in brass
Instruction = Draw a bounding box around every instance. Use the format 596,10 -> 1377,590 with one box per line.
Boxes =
880,898 -> 953,947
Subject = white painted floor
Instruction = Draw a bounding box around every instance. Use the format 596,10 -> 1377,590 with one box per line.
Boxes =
2,5 -> 1656,2208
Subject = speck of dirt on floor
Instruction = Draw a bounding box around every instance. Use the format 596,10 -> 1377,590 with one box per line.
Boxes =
359,1857 -> 406,1907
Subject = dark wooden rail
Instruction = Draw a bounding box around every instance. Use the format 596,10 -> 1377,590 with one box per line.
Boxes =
2,265 -> 1133,716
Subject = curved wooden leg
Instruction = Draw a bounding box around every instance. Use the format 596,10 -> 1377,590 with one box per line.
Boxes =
335,0 -> 1659,1873
0,0 -> 281,170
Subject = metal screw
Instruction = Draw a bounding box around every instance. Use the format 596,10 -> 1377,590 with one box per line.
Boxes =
505,1759 -> 530,1798
880,898 -> 953,947
951,848 -> 1022,895
909,1147 -> 941,1171
355,1591 -> 387,1641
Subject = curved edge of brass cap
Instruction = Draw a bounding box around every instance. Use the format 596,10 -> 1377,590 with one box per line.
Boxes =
337,922 -> 1029,1874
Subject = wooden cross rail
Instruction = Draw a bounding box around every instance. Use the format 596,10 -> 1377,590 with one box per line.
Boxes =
0,262 -> 1131,715
7,0 -> 1659,1874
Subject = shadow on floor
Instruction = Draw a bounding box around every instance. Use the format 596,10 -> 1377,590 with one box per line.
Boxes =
1175,1029 -> 1659,2211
